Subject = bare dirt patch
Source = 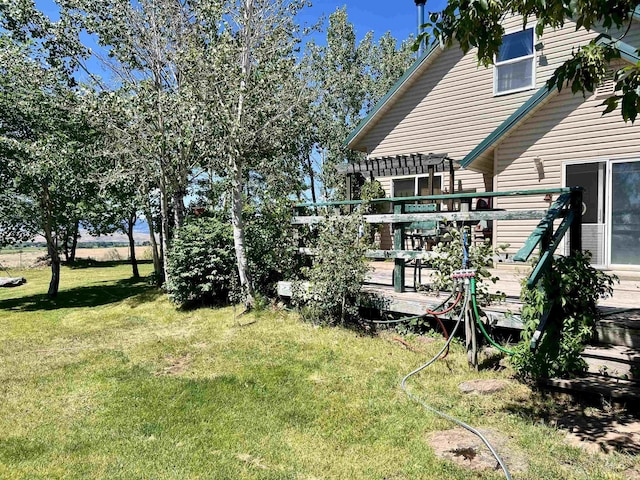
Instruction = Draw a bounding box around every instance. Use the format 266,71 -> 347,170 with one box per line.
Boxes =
155,353 -> 192,376
429,427 -> 527,473
459,379 -> 510,395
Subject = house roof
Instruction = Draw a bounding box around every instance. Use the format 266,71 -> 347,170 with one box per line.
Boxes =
459,35 -> 640,168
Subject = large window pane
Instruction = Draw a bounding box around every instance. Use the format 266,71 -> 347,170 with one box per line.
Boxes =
393,178 -> 414,197
496,58 -> 533,92
497,29 -> 533,62
417,176 -> 442,196
495,27 -> 534,94
611,161 -> 640,265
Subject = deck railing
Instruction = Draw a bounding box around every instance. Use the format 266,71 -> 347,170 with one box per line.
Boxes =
293,187 -> 583,294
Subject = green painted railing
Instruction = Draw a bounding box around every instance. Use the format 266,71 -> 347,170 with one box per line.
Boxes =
294,187 -> 574,209
293,187 -> 583,295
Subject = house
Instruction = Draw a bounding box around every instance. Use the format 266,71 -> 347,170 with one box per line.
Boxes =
345,8 -> 640,270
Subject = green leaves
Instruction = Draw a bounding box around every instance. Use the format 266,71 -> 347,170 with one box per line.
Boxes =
513,252 -> 617,381
293,213 -> 370,326
166,215 -> 238,307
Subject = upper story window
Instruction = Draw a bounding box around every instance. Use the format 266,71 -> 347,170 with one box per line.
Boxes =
494,28 -> 535,95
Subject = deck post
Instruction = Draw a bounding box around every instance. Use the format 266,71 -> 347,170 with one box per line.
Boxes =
393,204 -> 405,293
465,298 -> 478,369
569,188 -> 583,256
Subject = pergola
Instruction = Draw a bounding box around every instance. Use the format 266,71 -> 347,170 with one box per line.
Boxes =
336,153 -> 458,199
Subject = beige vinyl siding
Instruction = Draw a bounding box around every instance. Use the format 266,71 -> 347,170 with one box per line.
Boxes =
495,62 -> 640,255
355,15 -> 639,167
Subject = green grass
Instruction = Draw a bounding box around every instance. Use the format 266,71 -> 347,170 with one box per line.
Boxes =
0,265 -> 637,479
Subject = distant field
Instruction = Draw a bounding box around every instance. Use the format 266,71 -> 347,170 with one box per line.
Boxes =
0,247 -> 151,269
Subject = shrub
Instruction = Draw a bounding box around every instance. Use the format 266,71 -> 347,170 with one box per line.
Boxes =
165,216 -> 238,307
245,200 -> 301,297
293,213 -> 370,326
511,251 -> 617,381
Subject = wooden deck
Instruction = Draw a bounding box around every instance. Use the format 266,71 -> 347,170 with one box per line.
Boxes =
363,261 -> 640,330
277,261 -> 639,330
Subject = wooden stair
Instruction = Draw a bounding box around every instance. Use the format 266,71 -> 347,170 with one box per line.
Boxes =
546,308 -> 640,408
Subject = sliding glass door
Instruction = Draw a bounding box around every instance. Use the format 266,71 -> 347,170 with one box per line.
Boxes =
566,162 -> 606,266
610,160 -> 640,266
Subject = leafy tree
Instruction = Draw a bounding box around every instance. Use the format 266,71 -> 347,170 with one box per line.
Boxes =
199,0 -> 311,308
305,7 -> 414,201
419,1 -> 640,121
62,0 -> 213,285
0,35 -> 99,296
83,174 -> 143,278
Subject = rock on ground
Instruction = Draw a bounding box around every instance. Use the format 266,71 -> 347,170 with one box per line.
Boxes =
429,427 -> 527,473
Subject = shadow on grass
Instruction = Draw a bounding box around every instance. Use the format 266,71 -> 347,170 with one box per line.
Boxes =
0,277 -> 162,312
503,386 -> 640,454
66,259 -> 154,269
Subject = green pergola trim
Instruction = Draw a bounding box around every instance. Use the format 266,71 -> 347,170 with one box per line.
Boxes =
344,42 -> 440,148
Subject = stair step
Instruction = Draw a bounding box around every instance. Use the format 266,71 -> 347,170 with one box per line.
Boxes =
595,308 -> 640,348
544,375 -> 640,409
583,344 -> 640,380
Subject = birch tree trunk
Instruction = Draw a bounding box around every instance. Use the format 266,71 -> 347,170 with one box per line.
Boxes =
228,0 -> 256,308
159,178 -> 171,287
230,156 -> 255,307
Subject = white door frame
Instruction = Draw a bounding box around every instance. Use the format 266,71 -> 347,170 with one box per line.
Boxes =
607,157 -> 640,269
563,157 -> 640,269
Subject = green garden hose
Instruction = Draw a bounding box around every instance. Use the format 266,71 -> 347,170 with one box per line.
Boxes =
470,277 -> 514,355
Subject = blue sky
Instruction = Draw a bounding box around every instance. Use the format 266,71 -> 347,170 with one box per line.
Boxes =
34,0 -> 449,83
36,0 -> 449,44
31,0 -> 450,234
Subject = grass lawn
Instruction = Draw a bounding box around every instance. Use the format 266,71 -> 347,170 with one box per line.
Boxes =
0,264 -> 637,479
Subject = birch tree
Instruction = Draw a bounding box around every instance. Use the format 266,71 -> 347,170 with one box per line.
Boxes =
62,0 -> 213,285
200,0 -> 311,308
